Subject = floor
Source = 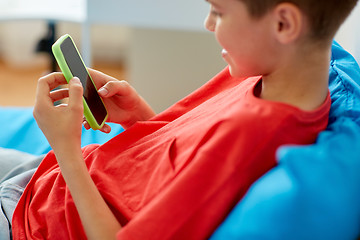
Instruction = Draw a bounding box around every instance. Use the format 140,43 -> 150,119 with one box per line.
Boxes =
0,59 -> 126,107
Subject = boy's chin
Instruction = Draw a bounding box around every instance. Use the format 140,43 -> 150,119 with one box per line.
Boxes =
228,66 -> 247,78
228,65 -> 260,79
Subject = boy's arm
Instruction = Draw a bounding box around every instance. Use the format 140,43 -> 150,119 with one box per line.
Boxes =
55,147 -> 121,240
33,74 -> 121,240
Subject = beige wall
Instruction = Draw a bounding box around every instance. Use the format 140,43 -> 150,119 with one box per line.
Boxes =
129,28 -> 226,113
335,2 -> 360,63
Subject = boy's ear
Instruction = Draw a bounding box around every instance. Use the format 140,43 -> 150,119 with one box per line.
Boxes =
272,3 -> 306,44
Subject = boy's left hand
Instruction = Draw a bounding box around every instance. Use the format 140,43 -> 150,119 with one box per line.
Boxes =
33,72 -> 84,154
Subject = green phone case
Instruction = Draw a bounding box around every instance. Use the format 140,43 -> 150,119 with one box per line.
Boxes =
52,34 -> 108,130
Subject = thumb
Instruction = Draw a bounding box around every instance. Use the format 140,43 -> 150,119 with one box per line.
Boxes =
68,77 -> 84,108
98,80 -> 131,98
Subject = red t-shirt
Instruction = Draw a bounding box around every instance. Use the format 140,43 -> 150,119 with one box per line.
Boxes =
12,67 -> 331,240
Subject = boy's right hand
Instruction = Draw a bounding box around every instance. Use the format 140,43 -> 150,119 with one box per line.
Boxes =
85,69 -> 156,131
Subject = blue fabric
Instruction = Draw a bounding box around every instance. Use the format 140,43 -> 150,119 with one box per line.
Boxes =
0,107 -> 124,156
211,42 -> 360,239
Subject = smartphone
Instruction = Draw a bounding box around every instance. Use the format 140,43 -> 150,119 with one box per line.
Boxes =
52,34 -> 108,130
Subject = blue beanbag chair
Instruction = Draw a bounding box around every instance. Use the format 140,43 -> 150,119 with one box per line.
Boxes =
0,107 -> 123,155
211,42 -> 360,239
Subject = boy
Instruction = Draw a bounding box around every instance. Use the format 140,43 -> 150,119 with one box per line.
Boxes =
2,0 -> 357,239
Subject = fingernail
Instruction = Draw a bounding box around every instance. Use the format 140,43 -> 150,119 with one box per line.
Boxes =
98,87 -> 108,96
105,125 -> 111,133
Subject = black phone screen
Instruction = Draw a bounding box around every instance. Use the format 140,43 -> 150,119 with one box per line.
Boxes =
60,37 -> 107,126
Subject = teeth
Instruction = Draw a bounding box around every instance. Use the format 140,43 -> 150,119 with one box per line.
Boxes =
221,49 -> 228,58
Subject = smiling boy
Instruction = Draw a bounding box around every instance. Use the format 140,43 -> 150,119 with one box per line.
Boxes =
206,0 -> 335,111
4,0 -> 358,239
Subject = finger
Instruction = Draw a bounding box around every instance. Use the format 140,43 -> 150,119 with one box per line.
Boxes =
49,88 -> 69,103
88,68 -> 120,89
68,77 -> 84,109
38,72 -> 68,92
98,80 -> 132,98
99,124 -> 111,133
35,73 -> 67,109
82,120 -> 110,133
83,120 -> 91,130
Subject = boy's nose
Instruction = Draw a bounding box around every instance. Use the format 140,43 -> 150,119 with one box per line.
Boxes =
204,13 -> 215,32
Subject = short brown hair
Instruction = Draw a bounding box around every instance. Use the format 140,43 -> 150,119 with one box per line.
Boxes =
240,0 -> 358,40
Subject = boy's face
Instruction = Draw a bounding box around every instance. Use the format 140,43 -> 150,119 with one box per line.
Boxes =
205,0 -> 276,78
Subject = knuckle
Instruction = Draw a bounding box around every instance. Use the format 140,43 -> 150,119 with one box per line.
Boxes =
106,80 -> 118,88
71,103 -> 83,113
33,106 -> 44,122
117,80 -> 132,93
119,80 -> 130,87
73,83 -> 83,89
38,76 -> 47,84
72,83 -> 84,93
111,79 -> 126,87
32,108 -> 38,119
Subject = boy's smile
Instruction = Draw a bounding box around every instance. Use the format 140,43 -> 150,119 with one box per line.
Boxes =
204,0 -> 277,78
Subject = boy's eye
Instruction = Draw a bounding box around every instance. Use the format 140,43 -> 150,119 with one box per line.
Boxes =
211,10 -> 222,17
210,7 -> 222,17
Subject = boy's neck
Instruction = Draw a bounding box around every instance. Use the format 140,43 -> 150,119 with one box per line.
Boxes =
260,45 -> 331,111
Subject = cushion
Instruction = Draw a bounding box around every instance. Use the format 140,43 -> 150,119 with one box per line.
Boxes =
0,107 -> 123,156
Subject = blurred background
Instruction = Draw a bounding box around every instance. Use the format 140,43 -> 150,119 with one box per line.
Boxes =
0,0 -> 359,113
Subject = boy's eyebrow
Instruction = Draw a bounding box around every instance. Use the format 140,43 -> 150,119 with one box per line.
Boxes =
205,0 -> 221,8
